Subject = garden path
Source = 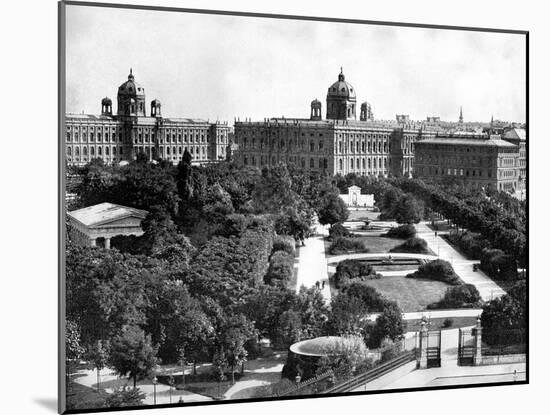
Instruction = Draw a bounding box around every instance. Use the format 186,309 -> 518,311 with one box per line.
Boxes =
415,222 -> 506,301
296,235 -> 331,303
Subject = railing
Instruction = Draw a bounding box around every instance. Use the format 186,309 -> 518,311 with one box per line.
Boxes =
482,344 -> 526,356
323,350 -> 416,394
275,370 -> 335,397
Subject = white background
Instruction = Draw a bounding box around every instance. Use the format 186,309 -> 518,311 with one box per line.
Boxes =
0,0 -> 545,414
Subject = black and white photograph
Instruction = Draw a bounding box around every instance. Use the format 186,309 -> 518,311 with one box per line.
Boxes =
58,1 -> 528,413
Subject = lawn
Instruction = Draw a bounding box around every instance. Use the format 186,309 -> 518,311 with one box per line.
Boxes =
361,275 -> 450,312
324,235 -> 405,256
66,381 -> 110,410
357,235 -> 406,253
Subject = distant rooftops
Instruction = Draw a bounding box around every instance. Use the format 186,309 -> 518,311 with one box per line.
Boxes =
418,135 -> 518,147
503,128 -> 527,141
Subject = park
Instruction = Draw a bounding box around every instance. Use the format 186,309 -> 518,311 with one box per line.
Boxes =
65,159 -> 526,408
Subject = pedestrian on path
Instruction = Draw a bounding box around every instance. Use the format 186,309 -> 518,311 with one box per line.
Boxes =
322,280 -> 325,289
315,281 -> 320,289
435,231 -> 438,237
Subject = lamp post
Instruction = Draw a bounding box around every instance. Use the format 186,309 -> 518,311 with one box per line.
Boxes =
152,376 -> 158,405
169,376 -> 175,404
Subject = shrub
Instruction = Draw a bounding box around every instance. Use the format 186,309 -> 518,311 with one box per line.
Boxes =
332,259 -> 375,289
442,318 -> 453,328
105,387 -> 146,408
480,248 -> 518,281
428,284 -> 482,309
272,234 -> 296,256
390,237 -> 429,254
328,237 -> 368,255
407,259 -> 461,285
265,251 -> 295,288
385,224 -> 416,239
329,223 -> 351,240
315,335 -> 373,381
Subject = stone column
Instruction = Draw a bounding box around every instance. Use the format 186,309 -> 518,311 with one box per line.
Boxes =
90,238 -> 97,247
473,317 -> 483,366
105,237 -> 111,249
417,320 -> 429,369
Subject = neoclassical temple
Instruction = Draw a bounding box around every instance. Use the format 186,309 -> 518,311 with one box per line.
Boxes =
67,202 -> 148,248
65,69 -> 230,166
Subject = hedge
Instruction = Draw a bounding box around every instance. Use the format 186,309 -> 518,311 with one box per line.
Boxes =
332,259 -> 377,289
329,223 -> 351,240
407,259 -> 461,285
389,237 -> 430,254
272,234 -> 296,257
428,284 -> 482,309
385,224 -> 416,239
265,251 -> 295,288
328,237 -> 368,255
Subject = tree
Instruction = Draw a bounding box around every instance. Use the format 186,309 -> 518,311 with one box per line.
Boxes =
276,310 -> 304,347
328,283 -> 388,335
87,340 -> 110,392
66,245 -> 151,346
176,149 -> 193,201
481,280 -> 526,345
66,319 -> 85,390
274,207 -> 313,244
394,194 -> 424,224
366,302 -> 404,348
109,325 -> 159,389
317,191 -> 349,227
217,314 -> 257,384
144,280 -> 213,365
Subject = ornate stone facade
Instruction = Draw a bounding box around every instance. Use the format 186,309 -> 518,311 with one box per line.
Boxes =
233,69 -> 525,184
234,69 -> 439,177
414,134 -> 520,191
65,70 -> 230,166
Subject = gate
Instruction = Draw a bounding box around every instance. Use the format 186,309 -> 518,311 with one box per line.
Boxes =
426,330 -> 441,368
458,327 -> 475,366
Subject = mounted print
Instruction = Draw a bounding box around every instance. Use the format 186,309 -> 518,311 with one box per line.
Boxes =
59,1 -> 528,413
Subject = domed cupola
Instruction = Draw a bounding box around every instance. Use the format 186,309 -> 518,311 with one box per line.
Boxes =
326,67 -> 357,120
117,68 -> 146,116
310,99 -> 322,120
101,97 -> 112,115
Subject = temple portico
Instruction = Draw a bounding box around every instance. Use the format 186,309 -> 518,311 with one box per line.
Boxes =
67,202 -> 149,248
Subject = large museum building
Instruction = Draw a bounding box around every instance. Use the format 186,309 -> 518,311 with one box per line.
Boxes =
65,69 -> 230,166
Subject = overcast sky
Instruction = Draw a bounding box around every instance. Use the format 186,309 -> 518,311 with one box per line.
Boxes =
65,4 -> 526,124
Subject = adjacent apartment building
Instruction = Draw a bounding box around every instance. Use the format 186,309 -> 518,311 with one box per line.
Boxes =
414,133 -> 520,192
